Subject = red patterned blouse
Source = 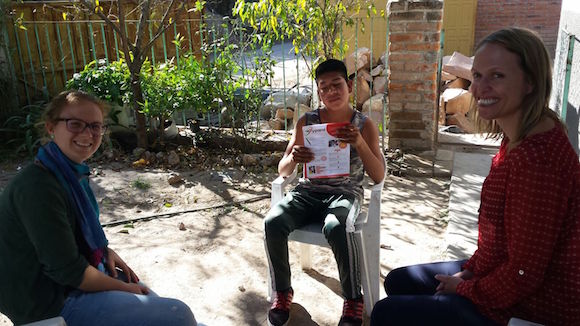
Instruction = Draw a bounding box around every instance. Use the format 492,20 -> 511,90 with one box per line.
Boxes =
456,125 -> 580,325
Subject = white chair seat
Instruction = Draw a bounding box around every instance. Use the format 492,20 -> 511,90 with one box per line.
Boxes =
267,169 -> 383,317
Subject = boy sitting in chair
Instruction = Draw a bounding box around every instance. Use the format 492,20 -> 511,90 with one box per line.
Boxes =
264,59 -> 385,326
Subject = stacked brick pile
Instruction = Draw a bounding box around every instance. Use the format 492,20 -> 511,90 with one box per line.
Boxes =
440,51 -> 475,133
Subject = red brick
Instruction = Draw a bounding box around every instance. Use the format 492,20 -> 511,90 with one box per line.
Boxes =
406,42 -> 440,51
389,43 -> 406,52
404,102 -> 432,111
388,92 -> 423,102
405,62 -> 438,72
423,92 -> 437,101
409,1 -> 443,10
406,22 -> 442,32
388,81 -> 405,91
389,23 -> 407,33
474,0 -> 560,57
390,11 -> 424,21
389,130 -> 422,139
390,121 -> 426,130
389,102 -> 403,111
390,33 -> 424,43
390,111 -> 423,121
389,52 -> 425,62
426,11 -> 442,22
389,62 -> 406,72
423,33 -> 440,43
389,71 -> 428,81
388,1 -> 407,12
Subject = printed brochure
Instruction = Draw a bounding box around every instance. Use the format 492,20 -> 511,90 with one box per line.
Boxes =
303,122 -> 350,179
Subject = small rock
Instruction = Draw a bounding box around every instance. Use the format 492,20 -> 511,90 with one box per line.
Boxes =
132,147 -> 146,158
178,222 -> 186,231
104,149 -> 114,159
167,151 -> 180,166
242,154 -> 259,166
143,151 -> 153,161
238,285 -> 246,292
168,175 -> 184,186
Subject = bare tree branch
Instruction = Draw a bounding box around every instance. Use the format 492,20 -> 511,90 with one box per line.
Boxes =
78,0 -> 123,37
142,0 -> 187,55
134,0 -> 151,52
116,0 -> 137,64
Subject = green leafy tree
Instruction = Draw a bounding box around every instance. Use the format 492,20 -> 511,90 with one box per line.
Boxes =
74,0 -> 203,148
233,0 -> 378,69
196,18 -> 275,135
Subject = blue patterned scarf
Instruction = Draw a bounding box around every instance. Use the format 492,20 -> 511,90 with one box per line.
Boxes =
36,141 -> 108,272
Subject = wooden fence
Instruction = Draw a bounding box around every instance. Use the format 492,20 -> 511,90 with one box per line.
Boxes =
3,0 -> 203,109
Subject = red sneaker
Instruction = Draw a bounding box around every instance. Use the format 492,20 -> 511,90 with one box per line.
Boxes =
338,298 -> 364,326
268,287 -> 294,326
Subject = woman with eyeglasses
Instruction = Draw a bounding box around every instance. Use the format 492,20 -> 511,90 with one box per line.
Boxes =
0,90 -> 196,326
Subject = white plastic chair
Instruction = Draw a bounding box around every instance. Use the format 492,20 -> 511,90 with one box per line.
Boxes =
267,169 -> 384,316
22,317 -> 67,326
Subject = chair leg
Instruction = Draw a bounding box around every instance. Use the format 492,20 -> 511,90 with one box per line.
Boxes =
299,243 -> 313,270
357,231 -> 380,317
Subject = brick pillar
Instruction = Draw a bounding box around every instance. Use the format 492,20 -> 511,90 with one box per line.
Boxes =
387,0 -> 443,150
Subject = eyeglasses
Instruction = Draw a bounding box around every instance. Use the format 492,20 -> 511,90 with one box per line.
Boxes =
56,118 -> 108,136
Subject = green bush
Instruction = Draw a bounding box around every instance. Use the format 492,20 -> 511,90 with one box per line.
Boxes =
66,59 -> 132,107
0,102 -> 46,158
140,60 -> 195,124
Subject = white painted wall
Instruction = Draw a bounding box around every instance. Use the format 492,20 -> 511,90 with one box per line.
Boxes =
552,0 -> 580,155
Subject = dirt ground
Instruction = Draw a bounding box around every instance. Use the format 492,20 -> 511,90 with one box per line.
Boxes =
0,155 -> 450,326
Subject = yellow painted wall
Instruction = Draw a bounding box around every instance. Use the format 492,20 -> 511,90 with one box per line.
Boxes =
442,0 -> 478,56
342,0 -> 388,61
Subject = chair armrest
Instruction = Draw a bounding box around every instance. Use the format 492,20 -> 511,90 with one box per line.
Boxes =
355,180 -> 384,227
22,317 -> 67,326
507,318 -> 544,326
369,180 -> 384,196
271,169 -> 298,206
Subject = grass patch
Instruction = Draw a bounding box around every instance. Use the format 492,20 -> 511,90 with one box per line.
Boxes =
131,178 -> 152,191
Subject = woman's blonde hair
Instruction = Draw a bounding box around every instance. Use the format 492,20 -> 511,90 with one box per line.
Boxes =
43,90 -> 109,125
471,27 -> 562,141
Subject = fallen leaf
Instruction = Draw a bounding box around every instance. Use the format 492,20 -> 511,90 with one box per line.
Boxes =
118,229 -> 129,234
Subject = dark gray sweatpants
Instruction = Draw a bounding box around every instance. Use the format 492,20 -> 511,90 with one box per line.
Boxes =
264,189 -> 362,300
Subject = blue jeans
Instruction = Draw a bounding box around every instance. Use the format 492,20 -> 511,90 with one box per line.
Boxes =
370,261 -> 498,326
60,276 -> 196,326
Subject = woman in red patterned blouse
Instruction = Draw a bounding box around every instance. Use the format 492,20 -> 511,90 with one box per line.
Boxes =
371,28 -> 580,326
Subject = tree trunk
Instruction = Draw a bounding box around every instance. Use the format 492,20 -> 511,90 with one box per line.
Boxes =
129,69 -> 148,148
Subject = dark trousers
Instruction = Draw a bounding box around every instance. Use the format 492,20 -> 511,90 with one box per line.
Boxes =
264,190 -> 362,299
370,261 -> 499,326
